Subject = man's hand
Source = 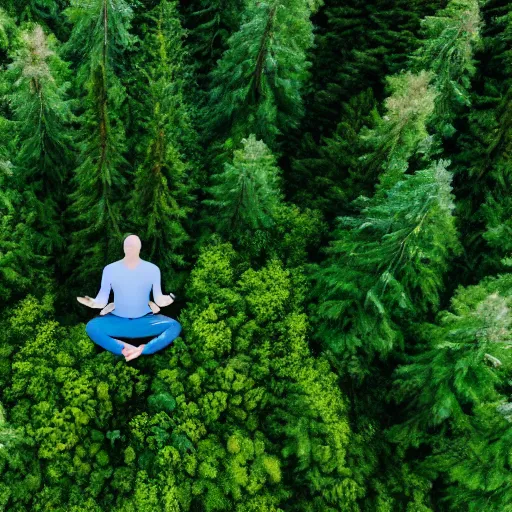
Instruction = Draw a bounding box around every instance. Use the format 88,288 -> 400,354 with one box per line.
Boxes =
123,344 -> 146,362
154,294 -> 175,308
100,302 -> 115,315
148,301 -> 160,314
77,296 -> 107,309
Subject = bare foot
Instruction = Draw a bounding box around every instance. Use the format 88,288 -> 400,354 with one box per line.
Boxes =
124,344 -> 146,362
116,340 -> 137,358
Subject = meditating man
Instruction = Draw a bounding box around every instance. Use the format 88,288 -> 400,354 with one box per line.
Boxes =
78,234 -> 182,362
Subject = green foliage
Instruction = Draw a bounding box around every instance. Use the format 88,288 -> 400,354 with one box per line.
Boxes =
359,70 -> 438,196
203,134 -> 284,245
300,0 -> 444,140
388,272 -> 512,510
1,1 -> 512,510
5,24 -> 75,255
289,88 -> 379,218
0,7 -> 17,52
308,159 -> 461,380
0,294 -> 151,510
452,3 -> 512,277
181,0 -> 245,87
0,243 -> 359,510
408,0 -> 482,138
204,0 -> 315,155
62,0 -> 136,288
125,0 -> 198,287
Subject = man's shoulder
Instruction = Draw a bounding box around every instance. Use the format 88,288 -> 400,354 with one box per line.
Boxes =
146,261 -> 159,273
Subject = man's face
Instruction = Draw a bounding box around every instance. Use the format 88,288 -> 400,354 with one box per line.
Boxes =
124,235 -> 141,256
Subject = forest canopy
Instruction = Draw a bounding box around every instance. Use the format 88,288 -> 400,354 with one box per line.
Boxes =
1,0 -> 512,511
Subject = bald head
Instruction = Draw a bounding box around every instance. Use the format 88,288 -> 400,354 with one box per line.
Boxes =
123,234 -> 141,256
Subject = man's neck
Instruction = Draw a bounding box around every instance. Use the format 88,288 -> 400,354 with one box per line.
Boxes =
121,257 -> 142,269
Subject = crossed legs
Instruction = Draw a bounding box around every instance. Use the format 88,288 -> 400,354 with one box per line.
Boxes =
85,313 -> 182,357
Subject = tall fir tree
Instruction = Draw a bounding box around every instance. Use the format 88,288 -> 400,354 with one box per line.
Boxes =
202,134 -> 284,256
61,0 -> 135,303
359,70 -> 438,198
407,0 -> 482,140
0,7 -> 17,172
3,0 -> 71,43
0,23 -> 74,308
125,0 -> 199,293
203,0 -> 315,167
451,1 -> 512,279
181,0 -> 245,92
308,158 -> 461,380
299,0 -> 445,141
0,9 -> 31,308
5,24 -> 75,256
388,272 -> 512,511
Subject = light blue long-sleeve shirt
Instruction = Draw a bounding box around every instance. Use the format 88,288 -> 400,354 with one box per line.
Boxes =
94,259 -> 163,318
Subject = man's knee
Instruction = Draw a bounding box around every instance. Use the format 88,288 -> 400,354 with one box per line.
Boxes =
86,317 -> 100,336
172,319 -> 182,336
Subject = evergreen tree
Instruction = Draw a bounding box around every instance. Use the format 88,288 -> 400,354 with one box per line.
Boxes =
181,0 -> 245,91
452,1 -> 512,278
308,159 -> 461,380
203,0 -> 315,161
295,0 -> 444,146
388,272 -> 512,511
0,23 -> 62,307
61,0 -> 135,299
125,0 -> 199,292
408,0 -> 482,139
2,0 -> 71,43
203,134 -> 284,255
3,0 -> 59,23
5,24 -> 75,256
359,70 -> 438,197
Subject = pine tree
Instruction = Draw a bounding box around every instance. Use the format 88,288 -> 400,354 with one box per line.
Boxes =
408,0 -> 482,139
451,1 -> 512,278
61,0 -> 135,297
308,159 -> 461,380
5,24 -> 75,255
359,70 -> 438,197
3,0 -> 59,23
302,0 -> 444,137
181,0 -> 245,90
388,272 -> 512,511
203,0 -> 315,160
0,23 -> 65,307
0,7 -> 18,163
125,0 -> 198,291
2,0 -> 71,43
203,134 -> 284,255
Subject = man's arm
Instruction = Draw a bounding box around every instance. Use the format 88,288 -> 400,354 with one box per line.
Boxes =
152,266 -> 175,307
152,266 -> 163,304
94,266 -> 111,308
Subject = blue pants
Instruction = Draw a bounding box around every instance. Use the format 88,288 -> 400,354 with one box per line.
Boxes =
85,312 -> 182,356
